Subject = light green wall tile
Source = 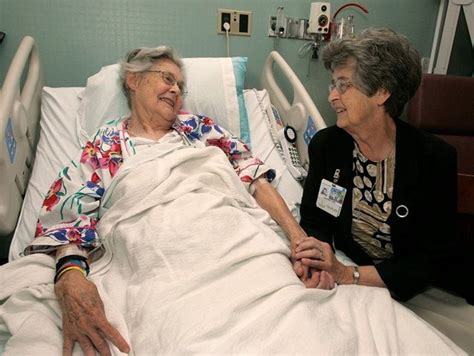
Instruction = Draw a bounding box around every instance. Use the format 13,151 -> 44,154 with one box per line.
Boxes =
0,0 -> 441,125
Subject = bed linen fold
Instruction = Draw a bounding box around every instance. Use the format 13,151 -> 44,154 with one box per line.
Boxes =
0,144 -> 464,355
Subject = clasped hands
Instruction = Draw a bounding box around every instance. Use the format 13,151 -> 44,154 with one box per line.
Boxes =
291,236 -> 344,290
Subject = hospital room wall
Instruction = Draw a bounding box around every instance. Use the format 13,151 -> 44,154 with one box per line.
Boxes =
0,0 -> 442,126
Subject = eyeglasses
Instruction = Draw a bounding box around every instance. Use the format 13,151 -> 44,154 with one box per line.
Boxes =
328,79 -> 353,94
145,70 -> 188,97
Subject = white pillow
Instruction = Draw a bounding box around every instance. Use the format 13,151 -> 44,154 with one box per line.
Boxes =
78,57 -> 250,144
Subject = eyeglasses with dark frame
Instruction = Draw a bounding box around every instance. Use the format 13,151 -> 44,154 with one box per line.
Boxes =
328,79 -> 353,94
145,70 -> 188,97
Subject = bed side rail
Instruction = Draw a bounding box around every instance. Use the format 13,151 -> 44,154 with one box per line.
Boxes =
260,51 -> 326,169
0,36 -> 43,235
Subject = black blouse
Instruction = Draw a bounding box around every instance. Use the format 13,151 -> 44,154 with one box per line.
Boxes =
300,119 -> 462,301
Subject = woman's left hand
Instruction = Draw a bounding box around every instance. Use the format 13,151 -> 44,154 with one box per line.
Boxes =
294,237 -> 347,284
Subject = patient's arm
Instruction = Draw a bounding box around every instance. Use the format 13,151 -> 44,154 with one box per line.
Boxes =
30,123 -> 130,353
252,177 -> 324,287
252,177 -> 307,245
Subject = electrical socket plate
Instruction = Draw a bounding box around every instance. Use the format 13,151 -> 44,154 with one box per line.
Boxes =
217,9 -> 252,36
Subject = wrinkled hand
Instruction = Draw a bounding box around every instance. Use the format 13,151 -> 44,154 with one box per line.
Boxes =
290,235 -> 335,290
54,271 -> 130,356
294,237 -> 346,284
290,234 -> 310,281
301,269 -> 335,289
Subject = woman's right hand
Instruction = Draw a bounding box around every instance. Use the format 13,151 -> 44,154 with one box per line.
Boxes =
295,237 -> 347,284
54,270 -> 130,356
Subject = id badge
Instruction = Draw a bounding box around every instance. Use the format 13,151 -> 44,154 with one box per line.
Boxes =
316,179 -> 347,217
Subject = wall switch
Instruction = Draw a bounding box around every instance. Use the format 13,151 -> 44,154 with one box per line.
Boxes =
217,9 -> 252,36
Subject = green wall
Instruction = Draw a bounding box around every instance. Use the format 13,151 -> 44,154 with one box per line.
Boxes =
0,0 -> 442,125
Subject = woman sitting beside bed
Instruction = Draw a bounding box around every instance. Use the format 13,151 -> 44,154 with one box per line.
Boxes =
25,46 -> 334,355
295,28 -> 466,302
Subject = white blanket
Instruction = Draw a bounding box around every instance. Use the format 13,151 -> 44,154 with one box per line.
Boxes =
0,144 -> 465,355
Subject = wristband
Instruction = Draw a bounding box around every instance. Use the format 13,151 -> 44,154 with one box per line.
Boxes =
54,255 -> 90,283
352,265 -> 360,285
54,266 -> 87,283
56,255 -> 89,273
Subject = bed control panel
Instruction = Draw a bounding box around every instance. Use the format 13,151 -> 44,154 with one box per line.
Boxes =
277,126 -> 307,182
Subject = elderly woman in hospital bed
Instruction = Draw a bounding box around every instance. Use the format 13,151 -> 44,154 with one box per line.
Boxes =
22,46 -> 333,354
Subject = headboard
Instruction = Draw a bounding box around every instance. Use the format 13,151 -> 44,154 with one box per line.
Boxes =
0,36 -> 44,235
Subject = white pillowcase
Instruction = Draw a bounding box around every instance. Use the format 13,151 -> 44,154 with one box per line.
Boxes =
78,57 -> 250,144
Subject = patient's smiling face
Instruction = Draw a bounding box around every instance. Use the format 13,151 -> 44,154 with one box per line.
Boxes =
127,59 -> 185,126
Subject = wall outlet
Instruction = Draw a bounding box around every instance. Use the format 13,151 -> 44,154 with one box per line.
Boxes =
217,9 -> 252,36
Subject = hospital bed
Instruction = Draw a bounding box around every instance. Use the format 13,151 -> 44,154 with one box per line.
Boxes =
0,36 -> 324,245
0,36 -> 470,354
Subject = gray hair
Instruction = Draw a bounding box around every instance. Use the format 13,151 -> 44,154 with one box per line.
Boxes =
119,46 -> 184,107
322,27 -> 422,118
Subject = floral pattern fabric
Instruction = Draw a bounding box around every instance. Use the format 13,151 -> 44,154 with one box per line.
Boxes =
27,114 -> 274,254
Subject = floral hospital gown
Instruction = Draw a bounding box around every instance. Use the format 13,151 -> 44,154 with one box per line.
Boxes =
25,113 -> 274,255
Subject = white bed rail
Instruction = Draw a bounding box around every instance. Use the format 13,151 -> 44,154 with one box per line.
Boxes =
261,51 -> 326,169
0,36 -> 43,235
